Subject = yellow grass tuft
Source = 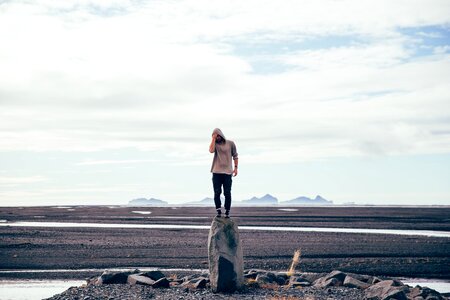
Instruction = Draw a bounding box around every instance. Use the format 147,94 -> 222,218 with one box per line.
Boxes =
287,249 -> 301,277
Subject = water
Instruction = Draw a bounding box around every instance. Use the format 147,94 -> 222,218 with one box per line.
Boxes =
1,221 -> 449,238
0,280 -> 84,300
402,278 -> 450,293
131,211 -> 152,214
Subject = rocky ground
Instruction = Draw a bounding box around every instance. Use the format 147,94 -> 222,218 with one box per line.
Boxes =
1,206 -> 449,280
44,269 -> 449,300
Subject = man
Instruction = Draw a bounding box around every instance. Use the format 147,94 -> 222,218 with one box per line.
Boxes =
209,128 -> 238,218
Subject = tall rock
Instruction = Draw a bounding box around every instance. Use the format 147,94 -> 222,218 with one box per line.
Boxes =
208,217 -> 244,293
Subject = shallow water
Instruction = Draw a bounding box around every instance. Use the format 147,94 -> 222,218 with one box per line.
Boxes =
0,280 -> 84,300
131,211 -> 152,214
402,278 -> 450,293
1,221 -> 449,238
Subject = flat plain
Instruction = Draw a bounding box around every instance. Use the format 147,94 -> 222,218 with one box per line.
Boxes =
0,205 -> 449,280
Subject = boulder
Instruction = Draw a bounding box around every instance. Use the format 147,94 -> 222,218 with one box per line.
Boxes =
194,278 -> 208,289
365,280 -> 408,300
313,270 -> 347,288
97,270 -> 136,284
127,274 -> 155,286
275,273 -> 289,285
141,270 -> 166,281
256,274 -> 273,285
289,276 -> 311,288
343,275 -> 371,289
297,272 -> 327,283
324,270 -> 347,283
152,277 -> 170,288
314,277 -> 341,288
408,286 -> 443,300
208,217 -> 244,293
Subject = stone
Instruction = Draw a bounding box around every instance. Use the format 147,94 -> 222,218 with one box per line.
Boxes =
208,217 -> 244,293
371,277 -> 382,284
289,276 -> 311,287
408,286 -> 443,300
382,288 -> 408,300
275,274 -> 289,285
152,277 -> 170,288
313,277 -> 341,288
324,270 -> 347,283
365,280 -> 408,300
256,274 -> 273,285
141,270 -> 166,281
194,278 -> 208,289
346,272 -> 373,283
313,271 -> 347,288
343,275 -> 371,289
127,274 -> 155,286
97,270 -> 134,284
297,272 -> 327,283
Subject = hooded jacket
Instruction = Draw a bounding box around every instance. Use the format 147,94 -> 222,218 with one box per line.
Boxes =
210,128 -> 238,175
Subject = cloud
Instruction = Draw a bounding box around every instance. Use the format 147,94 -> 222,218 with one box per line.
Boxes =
0,175 -> 49,185
75,159 -> 164,165
0,0 -> 449,163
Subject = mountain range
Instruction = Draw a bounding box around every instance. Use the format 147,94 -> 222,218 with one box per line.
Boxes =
128,197 -> 169,206
127,195 -> 333,206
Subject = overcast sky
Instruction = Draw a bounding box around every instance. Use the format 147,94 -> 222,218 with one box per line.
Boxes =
1,0 -> 450,206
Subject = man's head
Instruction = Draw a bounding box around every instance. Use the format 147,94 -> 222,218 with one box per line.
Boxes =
212,128 -> 226,143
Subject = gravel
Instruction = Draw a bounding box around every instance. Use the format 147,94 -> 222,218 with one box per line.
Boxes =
45,284 -> 366,300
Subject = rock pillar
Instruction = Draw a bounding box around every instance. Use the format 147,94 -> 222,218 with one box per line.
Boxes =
207,216 -> 244,293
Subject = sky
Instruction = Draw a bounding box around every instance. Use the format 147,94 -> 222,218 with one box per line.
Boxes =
0,0 -> 450,206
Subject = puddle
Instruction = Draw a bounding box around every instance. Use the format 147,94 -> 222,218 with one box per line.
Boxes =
0,279 -> 84,300
67,209 -> 76,211
52,206 -> 72,209
278,208 -> 299,212
1,221 -> 449,238
131,211 -> 152,215
0,220 -> 7,223
33,216 -> 45,218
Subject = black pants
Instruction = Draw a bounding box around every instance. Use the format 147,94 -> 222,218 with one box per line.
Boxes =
212,173 -> 232,211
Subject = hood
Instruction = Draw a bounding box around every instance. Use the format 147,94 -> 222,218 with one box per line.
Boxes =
212,128 -> 226,141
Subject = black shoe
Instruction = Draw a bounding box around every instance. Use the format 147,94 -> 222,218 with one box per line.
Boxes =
216,209 -> 222,218
225,210 -> 230,218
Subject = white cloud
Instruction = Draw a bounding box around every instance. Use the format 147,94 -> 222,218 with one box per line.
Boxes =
0,0 -> 449,162
75,159 -> 164,165
0,176 -> 49,185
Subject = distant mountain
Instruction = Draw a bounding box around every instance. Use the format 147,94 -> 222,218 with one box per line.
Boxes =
128,197 -> 168,206
183,197 -> 215,206
239,194 -> 278,206
281,195 -> 333,206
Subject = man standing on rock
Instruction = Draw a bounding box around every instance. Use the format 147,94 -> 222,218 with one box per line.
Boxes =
209,128 -> 238,218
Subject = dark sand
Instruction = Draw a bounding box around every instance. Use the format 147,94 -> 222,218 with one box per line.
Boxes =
1,206 -> 449,280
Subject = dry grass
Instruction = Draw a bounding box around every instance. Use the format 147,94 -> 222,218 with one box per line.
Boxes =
287,249 -> 301,276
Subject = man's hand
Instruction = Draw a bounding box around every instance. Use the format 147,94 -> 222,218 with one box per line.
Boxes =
212,133 -> 218,140
233,168 -> 238,177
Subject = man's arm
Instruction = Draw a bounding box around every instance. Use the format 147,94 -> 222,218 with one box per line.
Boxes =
233,158 -> 238,176
209,133 -> 217,153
